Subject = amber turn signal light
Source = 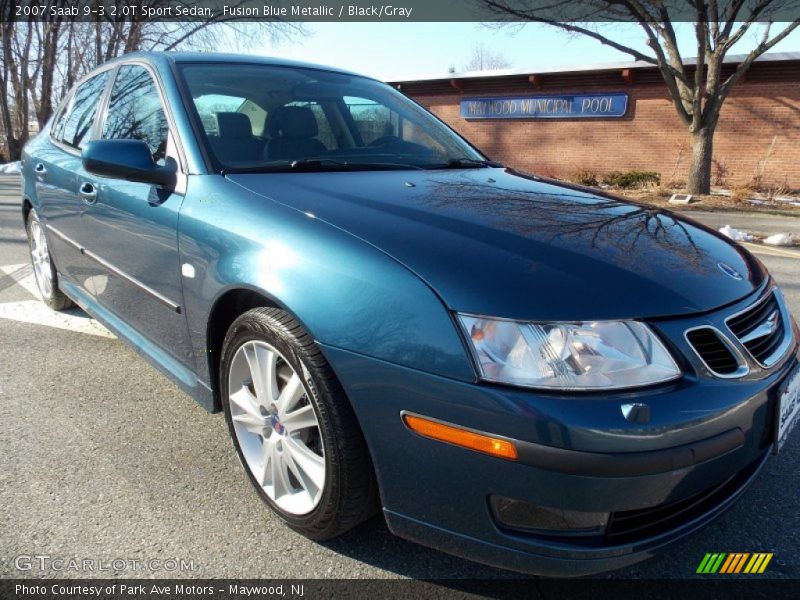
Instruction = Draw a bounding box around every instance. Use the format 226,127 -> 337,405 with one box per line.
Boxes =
402,413 -> 518,461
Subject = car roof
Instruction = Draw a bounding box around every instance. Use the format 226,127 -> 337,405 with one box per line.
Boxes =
108,51 -> 374,81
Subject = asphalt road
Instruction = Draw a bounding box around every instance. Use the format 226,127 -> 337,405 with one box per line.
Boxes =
1,173 -> 799,582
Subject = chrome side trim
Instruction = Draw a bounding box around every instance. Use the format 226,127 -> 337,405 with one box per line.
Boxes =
82,247 -> 181,313
45,224 -> 181,314
683,325 -> 750,379
45,224 -> 83,251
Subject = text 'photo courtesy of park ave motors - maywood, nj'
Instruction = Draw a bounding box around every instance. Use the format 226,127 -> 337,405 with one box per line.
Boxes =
13,583 -> 305,597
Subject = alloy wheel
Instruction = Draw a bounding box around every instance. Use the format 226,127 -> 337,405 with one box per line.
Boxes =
29,218 -> 53,299
228,340 -> 326,515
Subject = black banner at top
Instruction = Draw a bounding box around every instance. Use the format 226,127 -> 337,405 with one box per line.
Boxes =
2,0 -> 799,22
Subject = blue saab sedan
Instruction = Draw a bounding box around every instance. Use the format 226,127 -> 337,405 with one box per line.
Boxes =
21,52 -> 800,576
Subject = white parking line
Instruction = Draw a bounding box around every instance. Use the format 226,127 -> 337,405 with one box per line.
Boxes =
0,264 -> 115,338
1,263 -> 39,298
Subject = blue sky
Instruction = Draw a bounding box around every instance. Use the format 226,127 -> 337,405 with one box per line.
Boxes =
236,22 -> 800,80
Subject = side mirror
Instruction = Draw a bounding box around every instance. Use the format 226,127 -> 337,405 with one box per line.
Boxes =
82,139 -> 176,188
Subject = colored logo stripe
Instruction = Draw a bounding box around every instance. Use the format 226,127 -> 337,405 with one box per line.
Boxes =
697,553 -> 773,574
744,553 -> 773,574
719,553 -> 749,573
697,553 -> 726,573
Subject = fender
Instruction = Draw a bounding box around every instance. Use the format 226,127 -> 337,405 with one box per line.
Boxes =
177,175 -> 474,390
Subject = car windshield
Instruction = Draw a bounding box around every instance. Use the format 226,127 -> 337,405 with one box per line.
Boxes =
179,63 -> 487,172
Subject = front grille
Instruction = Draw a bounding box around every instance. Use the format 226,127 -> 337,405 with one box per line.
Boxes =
685,328 -> 740,375
727,292 -> 786,366
606,455 -> 763,542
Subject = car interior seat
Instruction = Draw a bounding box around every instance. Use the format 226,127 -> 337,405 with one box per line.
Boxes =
208,112 -> 264,164
265,106 -> 327,161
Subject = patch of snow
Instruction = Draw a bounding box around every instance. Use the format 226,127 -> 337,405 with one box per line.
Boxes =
0,161 -> 21,174
711,187 -> 800,204
763,233 -> 794,246
718,225 -> 754,242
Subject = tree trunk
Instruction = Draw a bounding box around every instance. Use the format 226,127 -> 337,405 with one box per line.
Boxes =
37,22 -> 61,127
687,126 -> 715,195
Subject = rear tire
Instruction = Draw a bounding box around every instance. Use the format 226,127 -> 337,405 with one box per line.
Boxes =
220,307 -> 378,540
26,209 -> 72,311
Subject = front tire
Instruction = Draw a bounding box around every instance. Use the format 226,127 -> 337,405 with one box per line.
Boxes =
26,209 -> 72,311
220,307 -> 378,540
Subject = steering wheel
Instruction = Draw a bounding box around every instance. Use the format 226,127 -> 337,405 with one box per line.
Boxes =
368,135 -> 402,147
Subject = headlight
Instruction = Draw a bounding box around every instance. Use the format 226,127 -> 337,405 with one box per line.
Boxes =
457,315 -> 680,390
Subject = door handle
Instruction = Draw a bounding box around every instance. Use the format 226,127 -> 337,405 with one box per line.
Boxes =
34,163 -> 47,178
79,182 -> 97,204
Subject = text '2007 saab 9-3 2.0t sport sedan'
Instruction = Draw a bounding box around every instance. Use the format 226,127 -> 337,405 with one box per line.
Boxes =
21,52 -> 800,576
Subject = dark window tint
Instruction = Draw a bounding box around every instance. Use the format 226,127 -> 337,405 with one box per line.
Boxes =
50,96 -> 72,142
103,65 -> 169,163
59,72 -> 108,149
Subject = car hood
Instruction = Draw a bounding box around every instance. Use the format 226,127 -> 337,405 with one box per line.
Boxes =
227,168 -> 766,321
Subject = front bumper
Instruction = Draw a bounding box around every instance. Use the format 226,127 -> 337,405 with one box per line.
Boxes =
384,448 -> 769,577
321,315 -> 798,576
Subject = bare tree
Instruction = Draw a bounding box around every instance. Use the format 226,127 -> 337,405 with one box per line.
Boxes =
462,42 -> 512,71
476,1 -> 800,194
0,0 -> 303,161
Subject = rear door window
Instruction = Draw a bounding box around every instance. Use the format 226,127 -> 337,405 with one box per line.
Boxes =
50,96 -> 72,143
58,71 -> 109,149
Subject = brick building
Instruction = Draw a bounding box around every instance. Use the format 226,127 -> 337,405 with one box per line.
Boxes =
389,52 -> 800,189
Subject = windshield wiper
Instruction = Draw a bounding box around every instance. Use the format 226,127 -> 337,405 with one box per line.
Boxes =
290,158 -> 426,171
225,157 -> 425,174
432,157 -> 504,169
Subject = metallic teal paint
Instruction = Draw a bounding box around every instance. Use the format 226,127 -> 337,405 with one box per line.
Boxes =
177,174 -> 474,387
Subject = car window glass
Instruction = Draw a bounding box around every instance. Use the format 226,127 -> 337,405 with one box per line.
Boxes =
179,64 -> 482,169
284,101 -> 337,149
343,95 -> 447,154
50,97 -> 71,142
194,94 -> 246,135
239,100 -> 268,136
59,72 -> 109,149
344,96 -> 397,145
103,65 -> 169,164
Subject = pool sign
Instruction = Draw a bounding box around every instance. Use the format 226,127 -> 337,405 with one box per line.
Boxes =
461,93 -> 628,119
